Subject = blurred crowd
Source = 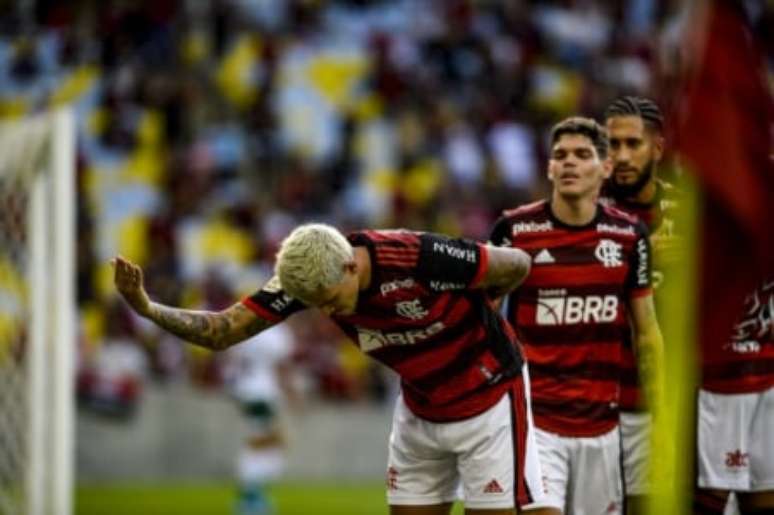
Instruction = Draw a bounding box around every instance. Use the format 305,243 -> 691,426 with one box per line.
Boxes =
1,0 -> 770,417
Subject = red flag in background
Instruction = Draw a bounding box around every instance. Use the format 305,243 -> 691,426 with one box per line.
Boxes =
674,0 -> 774,365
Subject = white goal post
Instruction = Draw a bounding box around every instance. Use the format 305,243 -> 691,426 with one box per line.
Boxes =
0,109 -> 76,515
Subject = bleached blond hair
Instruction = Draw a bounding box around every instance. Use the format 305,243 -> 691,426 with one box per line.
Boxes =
275,223 -> 354,303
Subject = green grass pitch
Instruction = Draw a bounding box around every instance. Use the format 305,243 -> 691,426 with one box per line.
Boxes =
76,482 -> 467,514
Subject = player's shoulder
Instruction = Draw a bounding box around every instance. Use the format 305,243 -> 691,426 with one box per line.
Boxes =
598,204 -> 648,238
500,199 -> 548,220
348,228 -> 420,247
600,203 -> 640,225
492,200 -> 551,244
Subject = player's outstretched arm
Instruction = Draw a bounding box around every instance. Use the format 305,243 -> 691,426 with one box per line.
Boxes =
111,256 -> 275,351
478,245 -> 532,298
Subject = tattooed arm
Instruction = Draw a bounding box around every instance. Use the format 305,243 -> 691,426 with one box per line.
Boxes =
112,256 -> 275,351
145,303 -> 274,351
479,245 -> 532,299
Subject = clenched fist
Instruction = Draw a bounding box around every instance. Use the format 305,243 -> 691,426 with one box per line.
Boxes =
111,256 -> 151,317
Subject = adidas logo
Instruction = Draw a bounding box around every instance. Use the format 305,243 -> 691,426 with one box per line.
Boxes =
483,479 -> 504,494
534,249 -> 555,264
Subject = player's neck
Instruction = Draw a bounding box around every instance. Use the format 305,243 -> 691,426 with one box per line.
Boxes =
551,193 -> 598,226
628,179 -> 657,205
354,247 -> 372,291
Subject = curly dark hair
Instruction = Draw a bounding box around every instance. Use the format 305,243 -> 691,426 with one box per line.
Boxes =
604,96 -> 664,133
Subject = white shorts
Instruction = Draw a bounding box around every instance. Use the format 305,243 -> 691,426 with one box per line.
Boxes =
523,426 -> 624,514
237,448 -> 285,483
697,387 -> 774,492
620,411 -> 652,496
386,371 -> 547,509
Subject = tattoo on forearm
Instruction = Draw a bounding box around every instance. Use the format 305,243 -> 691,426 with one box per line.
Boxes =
488,253 -> 529,298
148,303 -> 271,351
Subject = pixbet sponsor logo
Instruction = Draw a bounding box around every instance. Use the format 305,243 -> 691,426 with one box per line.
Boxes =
357,322 -> 445,351
511,220 -> 552,235
536,295 -> 618,325
380,278 -> 416,296
597,223 -> 635,236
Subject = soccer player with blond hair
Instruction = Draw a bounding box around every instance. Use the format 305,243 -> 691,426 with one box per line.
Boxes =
114,223 -> 556,515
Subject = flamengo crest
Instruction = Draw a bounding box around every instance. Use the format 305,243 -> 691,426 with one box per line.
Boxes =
594,239 -> 623,267
396,299 -> 429,320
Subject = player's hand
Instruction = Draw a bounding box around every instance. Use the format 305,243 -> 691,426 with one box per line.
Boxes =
111,255 -> 152,317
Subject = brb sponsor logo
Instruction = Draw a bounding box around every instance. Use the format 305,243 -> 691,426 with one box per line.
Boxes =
432,242 -> 476,263
536,292 -> 618,325
357,322 -> 445,351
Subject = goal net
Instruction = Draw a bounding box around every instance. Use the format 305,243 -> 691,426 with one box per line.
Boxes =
0,109 -> 76,515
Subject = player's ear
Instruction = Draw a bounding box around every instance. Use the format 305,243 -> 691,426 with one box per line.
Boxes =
652,134 -> 665,162
342,260 -> 357,275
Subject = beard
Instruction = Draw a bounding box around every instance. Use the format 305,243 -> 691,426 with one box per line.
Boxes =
609,159 -> 655,199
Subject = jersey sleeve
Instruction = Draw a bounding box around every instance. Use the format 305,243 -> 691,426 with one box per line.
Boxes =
416,233 -> 489,291
241,275 -> 306,322
488,216 -> 512,247
626,222 -> 652,298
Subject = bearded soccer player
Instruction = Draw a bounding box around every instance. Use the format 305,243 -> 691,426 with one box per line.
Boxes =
113,224 -> 557,515
600,96 -> 677,514
490,117 -> 665,515
695,278 -> 774,515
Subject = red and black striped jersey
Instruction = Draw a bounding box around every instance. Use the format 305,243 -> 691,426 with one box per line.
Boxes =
598,179 -> 678,410
702,278 -> 774,393
242,229 -> 525,422
599,179 -> 680,238
490,200 -> 652,437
